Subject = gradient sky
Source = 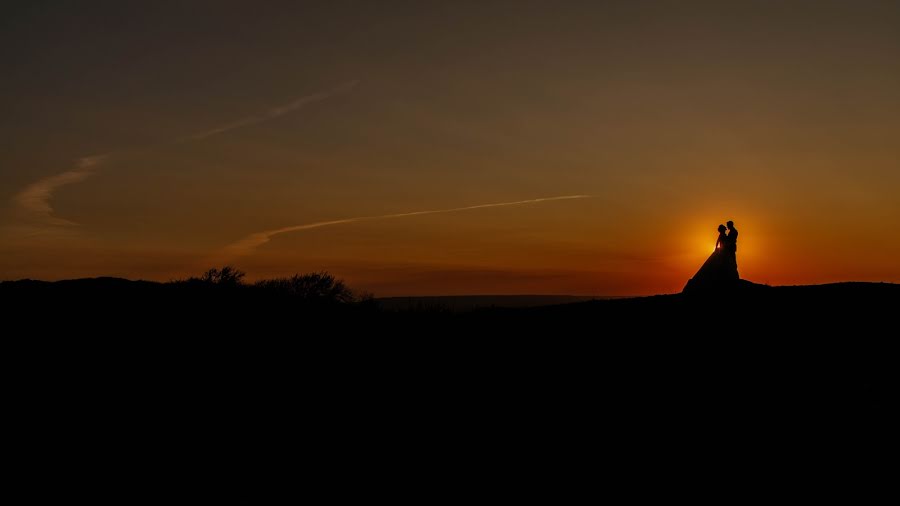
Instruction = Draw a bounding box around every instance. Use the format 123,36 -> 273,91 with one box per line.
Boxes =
2,1 -> 899,295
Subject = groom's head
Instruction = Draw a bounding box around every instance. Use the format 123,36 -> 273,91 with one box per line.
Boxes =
727,220 -> 735,230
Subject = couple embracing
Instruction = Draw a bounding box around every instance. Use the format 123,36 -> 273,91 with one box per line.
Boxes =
693,220 -> 739,283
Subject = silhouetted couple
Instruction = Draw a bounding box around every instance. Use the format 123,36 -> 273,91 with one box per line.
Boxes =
692,221 -> 739,284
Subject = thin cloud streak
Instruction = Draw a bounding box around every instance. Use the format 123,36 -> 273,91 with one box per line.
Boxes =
12,81 -> 359,226
182,80 -> 358,141
13,154 -> 110,225
222,195 -> 592,257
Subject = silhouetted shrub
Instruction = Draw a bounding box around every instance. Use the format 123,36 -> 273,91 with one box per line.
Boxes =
254,272 -> 357,303
198,266 -> 246,286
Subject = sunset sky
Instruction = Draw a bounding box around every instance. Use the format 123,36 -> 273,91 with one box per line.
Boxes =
2,1 -> 899,295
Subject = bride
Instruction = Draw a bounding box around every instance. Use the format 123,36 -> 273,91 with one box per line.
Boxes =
683,223 -> 741,292
691,224 -> 731,283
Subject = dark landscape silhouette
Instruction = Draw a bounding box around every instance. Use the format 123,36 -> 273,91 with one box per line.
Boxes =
4,259 -> 897,417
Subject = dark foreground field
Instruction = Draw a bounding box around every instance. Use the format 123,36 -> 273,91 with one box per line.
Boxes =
0,278 -> 900,411
3,276 -> 896,453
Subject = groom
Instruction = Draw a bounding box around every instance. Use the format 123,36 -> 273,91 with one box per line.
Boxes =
724,221 -> 739,280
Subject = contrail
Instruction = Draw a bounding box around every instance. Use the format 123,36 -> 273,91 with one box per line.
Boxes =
222,195 -> 591,257
12,81 -> 358,226
182,80 -> 358,141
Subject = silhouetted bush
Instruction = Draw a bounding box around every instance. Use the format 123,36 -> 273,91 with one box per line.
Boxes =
197,266 -> 246,286
253,272 -> 358,303
173,267 -> 369,308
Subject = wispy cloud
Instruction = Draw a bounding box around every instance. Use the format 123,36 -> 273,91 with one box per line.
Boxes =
222,195 -> 592,257
12,81 -> 358,226
13,154 -> 110,225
